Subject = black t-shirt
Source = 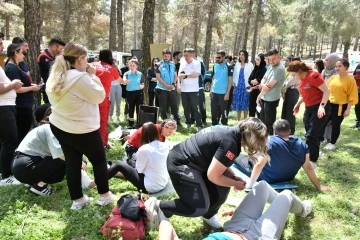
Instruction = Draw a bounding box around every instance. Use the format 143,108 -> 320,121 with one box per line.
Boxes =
5,63 -> 34,108
176,126 -> 241,172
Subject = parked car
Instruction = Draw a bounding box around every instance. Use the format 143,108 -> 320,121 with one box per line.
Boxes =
204,70 -> 213,92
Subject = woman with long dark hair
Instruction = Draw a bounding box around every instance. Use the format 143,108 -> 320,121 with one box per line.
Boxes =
95,49 -> 122,147
5,44 -> 41,144
232,50 -> 254,121
248,53 -> 267,117
147,57 -> 160,106
46,42 -> 115,210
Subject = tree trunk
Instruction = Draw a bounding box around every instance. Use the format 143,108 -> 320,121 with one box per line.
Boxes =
24,0 -> 41,108
242,0 -> 254,49
319,34 -> 324,59
203,0 -> 218,69
353,36 -> 359,51
123,0 -> 127,51
117,0 -> 124,51
233,27 -> 239,56
251,0 -> 262,63
62,0 -> 72,43
133,7 -> 138,49
141,0 -> 156,105
109,0 -> 117,50
331,34 -> 339,53
343,37 -> 351,58
268,36 -> 273,51
193,0 -> 201,52
313,34 -> 317,60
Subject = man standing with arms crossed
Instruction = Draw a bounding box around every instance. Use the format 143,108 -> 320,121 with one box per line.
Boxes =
156,49 -> 180,125
257,49 -> 286,134
210,50 -> 233,126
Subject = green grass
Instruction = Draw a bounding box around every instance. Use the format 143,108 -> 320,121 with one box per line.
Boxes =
1,94 -> 359,239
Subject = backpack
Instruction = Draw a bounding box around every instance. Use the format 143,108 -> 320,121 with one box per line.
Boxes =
100,194 -> 146,240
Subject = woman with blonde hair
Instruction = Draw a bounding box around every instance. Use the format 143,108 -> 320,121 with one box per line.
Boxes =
146,117 -> 269,230
46,42 -> 115,210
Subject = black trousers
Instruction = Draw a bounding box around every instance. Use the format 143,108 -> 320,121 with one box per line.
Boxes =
0,106 -> 18,178
260,99 -> 280,135
157,89 -> 180,122
16,106 -> 33,145
42,89 -> 49,104
12,152 -> 65,184
211,93 -> 228,125
108,160 -> 147,193
50,124 -> 109,200
281,88 -> 299,134
249,89 -> 260,118
127,90 -> 144,126
148,91 -> 159,107
182,92 -> 202,126
355,89 -> 360,123
192,89 -> 207,124
226,86 -> 234,117
160,146 -> 230,218
329,103 -> 347,144
303,103 -> 330,163
125,144 -> 138,168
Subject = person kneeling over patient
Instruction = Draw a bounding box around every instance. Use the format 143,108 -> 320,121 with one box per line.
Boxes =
11,108 -> 94,196
108,122 -> 170,193
235,119 -> 330,191
159,181 -> 312,240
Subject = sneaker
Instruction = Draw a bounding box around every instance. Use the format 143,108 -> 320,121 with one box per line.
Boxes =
324,143 -> 336,151
202,215 -> 222,229
0,176 -> 21,186
97,192 -> 117,206
71,195 -> 93,210
30,184 -> 53,196
301,200 -> 312,218
108,116 -> 113,123
81,170 -> 94,189
319,151 -> 324,157
144,197 -> 160,230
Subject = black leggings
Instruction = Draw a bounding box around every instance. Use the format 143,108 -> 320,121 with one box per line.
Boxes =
16,106 -> 33,145
108,160 -> 146,193
0,106 -> 18,178
160,146 -> 230,219
127,90 -> 144,125
50,124 -> 109,200
12,152 -> 65,184
329,103 -> 347,144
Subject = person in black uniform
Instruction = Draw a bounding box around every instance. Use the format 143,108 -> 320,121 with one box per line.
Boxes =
152,117 -> 269,229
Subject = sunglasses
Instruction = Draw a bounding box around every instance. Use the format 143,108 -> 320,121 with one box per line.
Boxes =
215,57 -> 222,59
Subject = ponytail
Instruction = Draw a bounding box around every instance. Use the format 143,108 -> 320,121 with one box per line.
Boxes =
46,55 -> 70,93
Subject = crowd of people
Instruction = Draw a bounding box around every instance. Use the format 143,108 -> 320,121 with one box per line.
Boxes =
1,31 -> 360,239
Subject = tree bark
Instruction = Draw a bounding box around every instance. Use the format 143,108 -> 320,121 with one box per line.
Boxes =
343,36 -> 351,58
313,34 -> 317,60
24,0 -> 41,107
62,0 -> 72,43
242,0 -> 254,49
251,0 -> 262,63
353,36 -> 359,51
141,0 -> 156,105
109,0 -> 117,50
117,0 -> 124,51
193,0 -> 201,52
203,0 -> 218,69
319,34 -> 324,59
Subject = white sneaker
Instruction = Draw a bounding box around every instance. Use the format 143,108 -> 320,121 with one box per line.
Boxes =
301,200 -> 312,218
116,117 -> 120,123
0,176 -> 21,186
96,192 -> 117,206
202,215 -> 222,229
145,197 -> 160,230
108,116 -> 113,123
324,143 -> 336,151
81,170 -> 93,189
71,195 -> 93,210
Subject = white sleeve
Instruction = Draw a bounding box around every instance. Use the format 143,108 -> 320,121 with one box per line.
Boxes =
135,147 -> 148,173
45,125 -> 64,159
196,61 -> 201,74
73,74 -> 105,105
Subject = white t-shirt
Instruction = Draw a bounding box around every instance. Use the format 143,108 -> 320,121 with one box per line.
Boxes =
179,59 -> 201,92
135,140 -> 170,193
0,66 -> 16,106
17,124 -> 64,159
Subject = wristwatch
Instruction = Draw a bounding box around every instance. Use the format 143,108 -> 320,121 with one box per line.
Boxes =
320,102 -> 326,107
184,74 -> 187,79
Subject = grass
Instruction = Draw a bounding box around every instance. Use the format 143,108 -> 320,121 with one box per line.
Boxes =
0,93 -> 360,240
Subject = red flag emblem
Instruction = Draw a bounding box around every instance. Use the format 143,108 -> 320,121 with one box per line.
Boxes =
225,151 -> 235,160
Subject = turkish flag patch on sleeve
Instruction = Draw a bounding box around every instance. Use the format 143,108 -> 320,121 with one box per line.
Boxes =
225,151 -> 235,160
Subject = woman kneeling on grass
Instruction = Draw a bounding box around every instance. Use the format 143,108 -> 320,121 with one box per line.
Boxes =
108,122 -> 170,193
11,107 -> 95,196
158,181 -> 312,240
146,117 -> 269,230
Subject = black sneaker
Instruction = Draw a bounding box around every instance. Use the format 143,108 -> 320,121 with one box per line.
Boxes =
30,184 -> 53,196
